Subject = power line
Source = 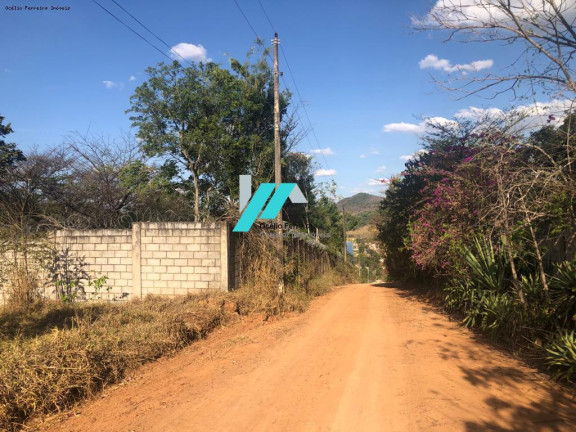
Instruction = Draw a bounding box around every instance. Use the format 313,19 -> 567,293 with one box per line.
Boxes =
107,0 -> 195,67
101,0 -> 336,184
232,0 -> 261,41
91,0 -> 172,62
280,48 -> 331,170
256,0 -> 276,33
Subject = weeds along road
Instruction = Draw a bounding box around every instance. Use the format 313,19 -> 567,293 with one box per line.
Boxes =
44,284 -> 576,432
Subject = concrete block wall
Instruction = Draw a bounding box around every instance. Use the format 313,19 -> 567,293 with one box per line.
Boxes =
17,222 -> 230,301
1,223 -> 337,304
55,229 -> 133,300
138,222 -> 228,296
0,248 -> 53,304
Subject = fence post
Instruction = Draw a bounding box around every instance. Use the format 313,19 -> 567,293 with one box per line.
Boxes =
296,238 -> 300,274
220,222 -> 229,291
132,222 -> 142,298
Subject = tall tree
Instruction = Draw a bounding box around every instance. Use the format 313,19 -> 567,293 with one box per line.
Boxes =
127,51 -> 292,221
55,132 -> 182,228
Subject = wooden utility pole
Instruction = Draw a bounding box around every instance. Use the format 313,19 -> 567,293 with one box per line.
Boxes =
342,204 -> 347,263
273,33 -> 281,200
272,33 -> 284,293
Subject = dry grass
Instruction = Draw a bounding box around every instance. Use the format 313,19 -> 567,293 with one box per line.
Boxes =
231,260 -> 357,318
0,294 -> 232,431
348,224 -> 378,241
1,266 -> 41,311
232,230 -> 357,316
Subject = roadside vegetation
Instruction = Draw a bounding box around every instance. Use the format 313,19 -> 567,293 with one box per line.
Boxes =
378,112 -> 576,382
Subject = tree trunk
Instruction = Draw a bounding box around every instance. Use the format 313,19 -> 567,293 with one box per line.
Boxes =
527,218 -> 550,297
496,162 -> 526,305
192,168 -> 200,222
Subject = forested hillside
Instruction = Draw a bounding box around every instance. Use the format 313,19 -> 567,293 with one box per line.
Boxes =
338,193 -> 380,232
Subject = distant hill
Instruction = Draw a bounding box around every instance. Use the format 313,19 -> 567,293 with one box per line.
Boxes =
338,193 -> 382,236
337,193 -> 381,215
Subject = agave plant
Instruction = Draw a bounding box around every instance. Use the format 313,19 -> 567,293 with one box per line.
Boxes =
463,236 -> 510,293
445,279 -> 485,327
549,261 -> 576,326
480,292 -> 519,338
546,331 -> 576,382
520,273 -> 543,303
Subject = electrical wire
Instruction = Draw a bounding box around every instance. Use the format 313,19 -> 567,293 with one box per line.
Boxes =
232,0 -> 261,41
107,0 -> 195,67
251,0 -> 336,181
91,0 -> 172,62
256,0 -> 276,33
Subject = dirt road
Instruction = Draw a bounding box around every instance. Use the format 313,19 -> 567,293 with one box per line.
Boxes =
44,284 -> 576,432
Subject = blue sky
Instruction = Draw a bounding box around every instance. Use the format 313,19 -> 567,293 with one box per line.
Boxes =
0,0 -> 568,197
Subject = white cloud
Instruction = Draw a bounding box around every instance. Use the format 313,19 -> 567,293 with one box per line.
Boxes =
169,43 -> 210,63
385,99 -> 576,141
352,186 -> 385,195
102,80 -> 117,89
128,75 -> 136,81
359,154 -> 366,158
311,147 -> 334,156
370,148 -> 380,155
415,0 -> 505,26
376,165 -> 387,173
511,99 -> 576,129
415,0 -> 576,29
457,100 -> 575,130
419,54 -> 493,74
367,178 -> 386,186
455,106 -> 504,120
383,116 -> 457,134
314,168 -> 337,176
383,122 -> 424,133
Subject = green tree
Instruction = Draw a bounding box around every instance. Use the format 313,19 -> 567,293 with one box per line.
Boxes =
127,50 -> 292,221
282,152 -> 316,230
56,132 -> 186,228
310,181 -> 345,255
0,116 -> 25,174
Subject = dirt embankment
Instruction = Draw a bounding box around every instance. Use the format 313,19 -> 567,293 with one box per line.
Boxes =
41,283 -> 576,432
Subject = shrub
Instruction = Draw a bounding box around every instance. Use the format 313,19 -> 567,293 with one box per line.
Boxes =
2,266 -> 41,310
549,261 -> 576,326
40,247 -> 89,302
444,237 -> 527,339
546,331 -> 576,382
463,236 -> 510,293
445,237 -> 510,326
479,292 -> 521,338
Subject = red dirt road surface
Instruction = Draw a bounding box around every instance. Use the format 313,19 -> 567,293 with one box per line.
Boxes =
43,284 -> 576,432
